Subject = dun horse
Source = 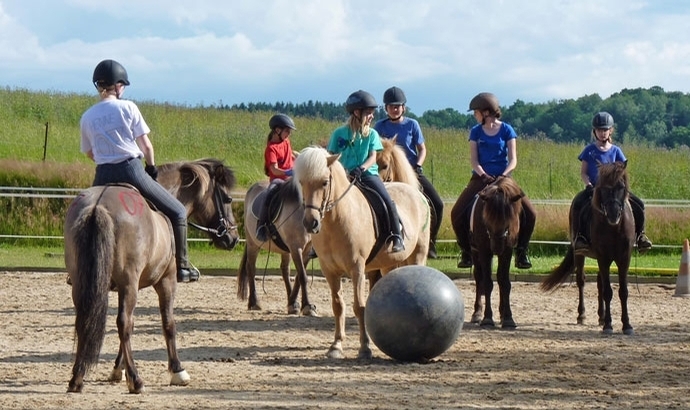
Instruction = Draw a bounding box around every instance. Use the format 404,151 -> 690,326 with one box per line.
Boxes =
237,178 -> 317,316
541,161 -> 635,335
466,177 -> 525,328
294,146 -> 430,359
65,159 -> 239,393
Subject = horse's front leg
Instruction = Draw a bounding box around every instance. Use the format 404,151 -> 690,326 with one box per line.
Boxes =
116,287 -> 145,394
280,253 -> 299,315
478,253 -> 495,328
154,274 -> 190,387
574,254 -> 587,325
597,264 -> 614,334
616,261 -> 634,335
352,270 -> 372,359
496,251 -> 516,329
324,272 -> 346,359
470,252 -> 483,324
293,248 -> 317,317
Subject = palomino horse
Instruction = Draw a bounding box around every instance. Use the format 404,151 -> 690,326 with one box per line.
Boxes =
237,178 -> 317,316
65,159 -> 239,393
541,161 -> 635,335
467,176 -> 525,329
294,146 -> 430,359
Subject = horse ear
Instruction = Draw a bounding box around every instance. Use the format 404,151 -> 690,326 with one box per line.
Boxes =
327,154 -> 341,167
622,160 -> 628,169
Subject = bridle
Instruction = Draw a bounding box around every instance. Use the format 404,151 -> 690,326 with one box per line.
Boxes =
188,180 -> 237,237
303,170 -> 357,222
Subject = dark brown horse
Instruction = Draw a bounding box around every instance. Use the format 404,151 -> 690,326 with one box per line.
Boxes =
541,161 -> 635,335
65,159 -> 239,393
468,177 -> 525,329
237,178 -> 317,316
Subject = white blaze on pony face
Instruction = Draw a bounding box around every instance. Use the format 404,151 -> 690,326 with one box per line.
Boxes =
294,146 -> 332,234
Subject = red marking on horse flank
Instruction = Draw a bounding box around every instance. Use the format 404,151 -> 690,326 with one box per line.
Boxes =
118,191 -> 146,216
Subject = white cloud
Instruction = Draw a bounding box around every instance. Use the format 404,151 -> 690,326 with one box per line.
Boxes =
1,0 -> 690,111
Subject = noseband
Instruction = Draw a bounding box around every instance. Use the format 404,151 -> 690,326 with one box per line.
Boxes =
303,172 -> 357,221
188,180 -> 237,237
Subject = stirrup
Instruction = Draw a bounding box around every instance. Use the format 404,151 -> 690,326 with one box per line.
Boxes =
389,234 -> 405,253
636,233 -> 652,252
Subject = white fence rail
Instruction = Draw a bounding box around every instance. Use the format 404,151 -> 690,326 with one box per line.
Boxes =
1,186 -> 687,248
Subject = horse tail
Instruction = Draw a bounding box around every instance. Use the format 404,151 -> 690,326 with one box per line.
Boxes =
237,245 -> 250,300
540,246 -> 575,291
72,204 -> 114,374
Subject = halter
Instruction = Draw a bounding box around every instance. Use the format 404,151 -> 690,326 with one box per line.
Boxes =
188,180 -> 237,237
303,171 -> 358,222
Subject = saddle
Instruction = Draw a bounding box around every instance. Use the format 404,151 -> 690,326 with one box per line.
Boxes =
352,179 -> 403,264
251,183 -> 291,252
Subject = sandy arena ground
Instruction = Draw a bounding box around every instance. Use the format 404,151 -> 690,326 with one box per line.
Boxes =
0,270 -> 689,409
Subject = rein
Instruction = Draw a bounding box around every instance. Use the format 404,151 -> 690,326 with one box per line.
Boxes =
188,181 -> 237,237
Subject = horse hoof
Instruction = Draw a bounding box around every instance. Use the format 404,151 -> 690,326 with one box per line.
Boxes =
471,313 -> 482,324
357,349 -> 373,360
248,305 -> 262,311
301,304 -> 318,317
287,303 -> 299,315
501,319 -> 517,329
170,370 -> 191,386
623,328 -> 635,336
326,348 -> 344,359
109,368 -> 124,382
602,327 -> 614,335
480,319 -> 495,328
577,317 -> 585,325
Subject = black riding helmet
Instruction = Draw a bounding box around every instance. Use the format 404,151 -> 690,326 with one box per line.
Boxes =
92,59 -> 130,88
592,111 -> 614,129
345,90 -> 378,114
468,92 -> 501,118
383,86 -> 407,105
269,113 -> 296,130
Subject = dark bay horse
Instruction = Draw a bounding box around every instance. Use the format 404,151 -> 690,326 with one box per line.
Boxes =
541,161 -> 635,335
237,178 -> 317,316
65,159 -> 239,393
468,177 -> 525,329
294,146 -> 430,359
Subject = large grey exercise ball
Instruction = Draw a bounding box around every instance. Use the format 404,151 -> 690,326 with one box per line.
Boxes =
365,265 -> 464,362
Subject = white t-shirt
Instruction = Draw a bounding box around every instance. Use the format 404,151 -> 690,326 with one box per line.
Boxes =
80,99 -> 151,164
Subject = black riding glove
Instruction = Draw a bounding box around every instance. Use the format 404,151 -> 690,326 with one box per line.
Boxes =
415,164 -> 423,175
145,163 -> 158,181
480,173 -> 495,185
349,167 -> 364,181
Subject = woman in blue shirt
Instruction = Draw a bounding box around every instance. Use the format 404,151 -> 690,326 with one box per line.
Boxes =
450,92 -> 536,269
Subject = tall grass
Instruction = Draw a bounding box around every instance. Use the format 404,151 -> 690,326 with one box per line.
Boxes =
2,87 -> 690,247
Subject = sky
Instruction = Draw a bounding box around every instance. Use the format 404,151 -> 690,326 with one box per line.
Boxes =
2,0 -> 690,114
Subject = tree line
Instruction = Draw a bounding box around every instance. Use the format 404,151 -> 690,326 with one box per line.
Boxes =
224,86 -> 690,148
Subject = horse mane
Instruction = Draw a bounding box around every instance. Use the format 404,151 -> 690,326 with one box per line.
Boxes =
480,178 -> 524,241
377,137 -> 420,189
294,146 -> 347,186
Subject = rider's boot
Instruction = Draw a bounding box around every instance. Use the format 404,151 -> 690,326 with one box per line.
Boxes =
174,225 -> 200,283
636,232 -> 652,253
515,247 -> 532,269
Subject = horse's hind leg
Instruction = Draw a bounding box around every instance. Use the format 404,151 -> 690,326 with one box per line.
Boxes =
154,276 -> 190,386
116,288 -> 145,394
109,346 -> 125,382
